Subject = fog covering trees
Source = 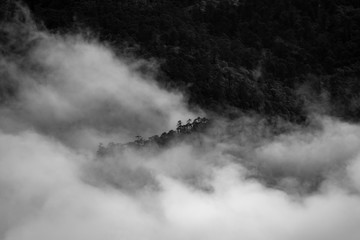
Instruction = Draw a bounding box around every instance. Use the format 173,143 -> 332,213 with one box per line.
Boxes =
1,2 -> 360,240
12,0 -> 360,122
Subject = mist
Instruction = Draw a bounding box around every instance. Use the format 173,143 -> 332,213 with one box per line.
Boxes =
1,5 -> 360,240
0,5 -> 194,151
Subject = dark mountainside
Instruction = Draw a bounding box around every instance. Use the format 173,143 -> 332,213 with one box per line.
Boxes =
1,0 -> 359,123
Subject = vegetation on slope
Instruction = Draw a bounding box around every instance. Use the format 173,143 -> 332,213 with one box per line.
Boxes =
97,117 -> 210,156
1,0 -> 360,122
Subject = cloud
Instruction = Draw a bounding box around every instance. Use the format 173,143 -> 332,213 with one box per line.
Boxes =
0,10 -> 195,151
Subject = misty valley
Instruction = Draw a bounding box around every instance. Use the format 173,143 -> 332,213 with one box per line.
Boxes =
1,1 -> 360,240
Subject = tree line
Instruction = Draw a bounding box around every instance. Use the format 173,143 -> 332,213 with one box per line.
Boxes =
97,117 -> 210,157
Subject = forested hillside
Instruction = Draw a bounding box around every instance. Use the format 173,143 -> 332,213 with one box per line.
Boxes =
2,0 -> 360,121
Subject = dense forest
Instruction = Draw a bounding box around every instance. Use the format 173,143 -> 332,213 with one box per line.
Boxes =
1,0 -> 360,122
